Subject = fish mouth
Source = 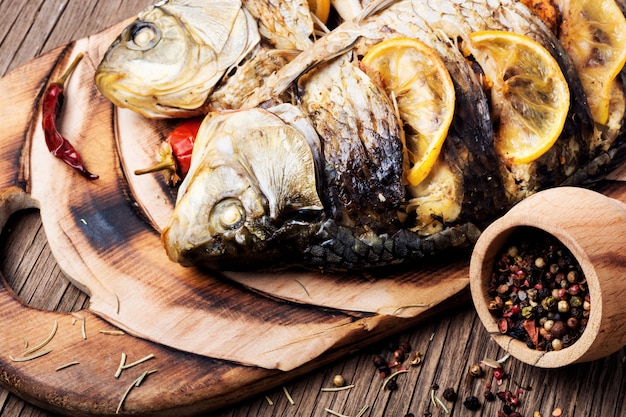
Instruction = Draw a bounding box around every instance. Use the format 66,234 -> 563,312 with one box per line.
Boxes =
94,70 -> 127,102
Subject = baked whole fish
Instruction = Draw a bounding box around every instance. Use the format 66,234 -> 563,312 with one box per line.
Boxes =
98,0 -> 626,271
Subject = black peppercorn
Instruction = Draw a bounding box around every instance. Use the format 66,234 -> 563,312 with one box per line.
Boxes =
442,387 -> 457,401
463,396 -> 481,411
484,390 -> 496,401
386,378 -> 398,391
372,355 -> 386,368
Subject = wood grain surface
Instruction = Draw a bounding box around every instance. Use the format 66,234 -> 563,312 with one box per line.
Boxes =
0,1 -> 624,417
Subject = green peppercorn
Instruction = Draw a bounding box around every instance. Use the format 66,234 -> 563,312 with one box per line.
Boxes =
542,296 -> 557,311
521,306 -> 534,319
570,295 -> 583,308
557,300 -> 570,313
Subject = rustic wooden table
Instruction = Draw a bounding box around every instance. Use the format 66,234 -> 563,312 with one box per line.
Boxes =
0,1 -> 624,416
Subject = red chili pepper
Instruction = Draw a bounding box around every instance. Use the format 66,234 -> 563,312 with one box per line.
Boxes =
42,53 -> 98,180
135,117 -> 202,185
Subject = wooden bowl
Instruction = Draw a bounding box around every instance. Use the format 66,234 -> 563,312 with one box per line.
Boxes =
469,187 -> 626,367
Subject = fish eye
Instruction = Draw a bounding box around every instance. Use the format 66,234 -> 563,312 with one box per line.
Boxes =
124,21 -> 161,51
210,198 -> 245,233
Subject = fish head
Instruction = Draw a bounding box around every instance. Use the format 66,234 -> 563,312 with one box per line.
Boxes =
162,106 -> 324,268
95,0 -> 260,118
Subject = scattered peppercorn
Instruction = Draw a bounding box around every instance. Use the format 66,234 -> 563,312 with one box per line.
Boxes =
486,228 -> 589,351
484,390 -> 496,401
442,387 -> 457,401
332,374 -> 345,387
463,396 -> 481,411
469,364 -> 484,378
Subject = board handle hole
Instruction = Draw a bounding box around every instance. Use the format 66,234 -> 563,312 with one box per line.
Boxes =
0,209 -> 89,312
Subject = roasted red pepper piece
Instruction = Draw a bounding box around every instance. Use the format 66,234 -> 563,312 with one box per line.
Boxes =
42,53 -> 98,180
135,117 -> 202,185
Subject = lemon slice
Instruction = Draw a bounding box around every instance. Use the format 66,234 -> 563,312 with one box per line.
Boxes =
557,0 -> 626,126
463,30 -> 570,165
361,37 -> 455,186
308,0 -> 330,24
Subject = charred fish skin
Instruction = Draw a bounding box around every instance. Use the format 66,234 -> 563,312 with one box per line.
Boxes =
304,219 -> 481,270
298,55 -> 406,232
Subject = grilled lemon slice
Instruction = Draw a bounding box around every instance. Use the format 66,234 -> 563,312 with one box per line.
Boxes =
463,30 -> 570,165
361,37 -> 455,186
557,0 -> 626,126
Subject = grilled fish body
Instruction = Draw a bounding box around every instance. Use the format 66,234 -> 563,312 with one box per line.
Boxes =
162,0 -> 626,271
114,0 -> 625,271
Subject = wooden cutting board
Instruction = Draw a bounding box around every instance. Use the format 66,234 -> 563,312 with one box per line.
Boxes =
0,18 -> 475,417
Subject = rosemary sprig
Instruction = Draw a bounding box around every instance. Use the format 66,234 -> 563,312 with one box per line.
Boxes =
10,349 -> 52,362
115,369 -> 157,414
56,361 -> 80,371
380,369 -> 409,391
99,330 -> 125,336
355,405 -> 369,417
320,384 -> 355,392
325,408 -> 349,417
282,386 -> 295,405
114,353 -> 155,378
23,320 -> 58,355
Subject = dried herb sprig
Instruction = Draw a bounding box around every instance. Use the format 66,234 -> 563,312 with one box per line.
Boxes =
321,384 -> 355,392
381,369 -> 409,391
9,349 -> 52,362
99,330 -> 125,336
115,369 -> 158,414
282,386 -> 295,405
430,387 -> 450,414
325,408 -> 350,417
23,320 -> 58,355
354,405 -> 369,417
114,353 -> 155,378
56,361 -> 80,371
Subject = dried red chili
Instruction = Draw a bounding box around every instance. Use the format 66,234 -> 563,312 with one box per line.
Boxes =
42,53 -> 98,180
134,117 -> 202,185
